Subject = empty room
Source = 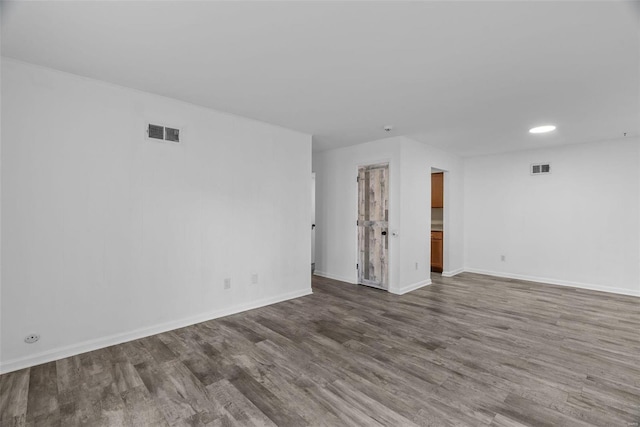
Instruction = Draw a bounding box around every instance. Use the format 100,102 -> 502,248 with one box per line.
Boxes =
1,1 -> 639,426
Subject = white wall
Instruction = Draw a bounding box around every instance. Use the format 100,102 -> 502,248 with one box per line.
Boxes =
464,137 -> 640,296
312,136 -> 464,294
1,59 -> 312,372
0,53 -> 3,364
399,138 -> 465,285
312,136 -> 402,289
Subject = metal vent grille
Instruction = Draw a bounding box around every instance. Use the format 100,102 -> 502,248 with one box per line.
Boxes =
148,124 -> 164,140
531,163 -> 551,175
165,127 -> 180,143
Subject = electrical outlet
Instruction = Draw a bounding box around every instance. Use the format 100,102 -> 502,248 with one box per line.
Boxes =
224,278 -> 231,290
24,333 -> 40,344
251,273 -> 259,285
501,255 -> 506,262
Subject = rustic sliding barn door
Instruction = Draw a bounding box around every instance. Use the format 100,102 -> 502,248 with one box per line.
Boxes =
357,163 -> 389,289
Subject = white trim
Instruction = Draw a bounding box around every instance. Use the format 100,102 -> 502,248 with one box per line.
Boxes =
441,268 -> 464,278
0,288 -> 312,374
313,271 -> 355,284
464,268 -> 640,298
389,279 -> 432,295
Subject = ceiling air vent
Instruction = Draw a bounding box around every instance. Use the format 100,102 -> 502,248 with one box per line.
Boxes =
148,124 -> 164,140
531,163 -> 551,175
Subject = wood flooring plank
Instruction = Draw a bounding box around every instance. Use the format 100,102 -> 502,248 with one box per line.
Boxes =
228,369 -> 308,427
110,346 -> 145,394
140,336 -> 178,365
205,379 -> 276,427
494,393 -> 594,427
0,414 -> 27,427
302,382 -> 386,426
135,360 -> 217,426
327,378 -> 419,426
0,369 -> 30,423
228,347 -> 342,426
490,413 -> 529,427
120,385 -> 169,427
25,362 -> 58,425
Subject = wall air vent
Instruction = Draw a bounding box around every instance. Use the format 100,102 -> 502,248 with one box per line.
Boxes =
165,127 -> 180,143
148,124 -> 164,140
147,124 -> 182,143
531,163 -> 551,175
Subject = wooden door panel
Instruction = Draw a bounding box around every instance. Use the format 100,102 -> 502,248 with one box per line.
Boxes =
431,234 -> 443,272
358,164 -> 389,288
432,172 -> 444,208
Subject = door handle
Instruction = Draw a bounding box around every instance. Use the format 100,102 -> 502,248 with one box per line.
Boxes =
381,231 -> 387,236
312,224 -> 316,229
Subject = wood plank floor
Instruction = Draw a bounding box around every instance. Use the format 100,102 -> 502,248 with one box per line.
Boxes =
1,273 -> 639,426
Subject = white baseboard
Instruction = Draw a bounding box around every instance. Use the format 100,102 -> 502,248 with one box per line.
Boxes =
441,268 -> 464,278
313,270 -> 356,284
390,279 -> 432,295
0,288 -> 313,374
464,268 -> 640,297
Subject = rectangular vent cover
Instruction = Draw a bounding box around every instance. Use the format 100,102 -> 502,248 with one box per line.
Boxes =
531,163 -> 551,175
165,127 -> 180,142
147,124 -> 181,143
148,124 -> 164,140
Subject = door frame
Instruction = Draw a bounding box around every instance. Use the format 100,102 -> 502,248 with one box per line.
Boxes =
354,159 -> 393,290
311,172 -> 316,274
431,167 -> 449,274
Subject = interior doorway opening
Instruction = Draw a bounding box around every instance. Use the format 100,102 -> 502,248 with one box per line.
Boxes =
311,172 -> 316,274
431,169 -> 445,273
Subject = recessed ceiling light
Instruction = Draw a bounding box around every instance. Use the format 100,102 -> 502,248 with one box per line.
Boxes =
529,125 -> 556,134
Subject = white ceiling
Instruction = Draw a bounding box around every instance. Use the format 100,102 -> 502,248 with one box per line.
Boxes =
2,1 -> 639,156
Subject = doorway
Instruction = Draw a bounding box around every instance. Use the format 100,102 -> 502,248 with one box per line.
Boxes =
311,172 -> 316,274
431,170 -> 444,273
357,163 -> 389,289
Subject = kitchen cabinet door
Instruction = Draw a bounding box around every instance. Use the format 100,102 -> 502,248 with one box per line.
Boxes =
431,231 -> 443,272
432,173 -> 444,208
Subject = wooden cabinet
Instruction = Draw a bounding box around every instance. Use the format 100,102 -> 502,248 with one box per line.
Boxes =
431,172 -> 444,208
431,173 -> 444,272
431,231 -> 443,272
